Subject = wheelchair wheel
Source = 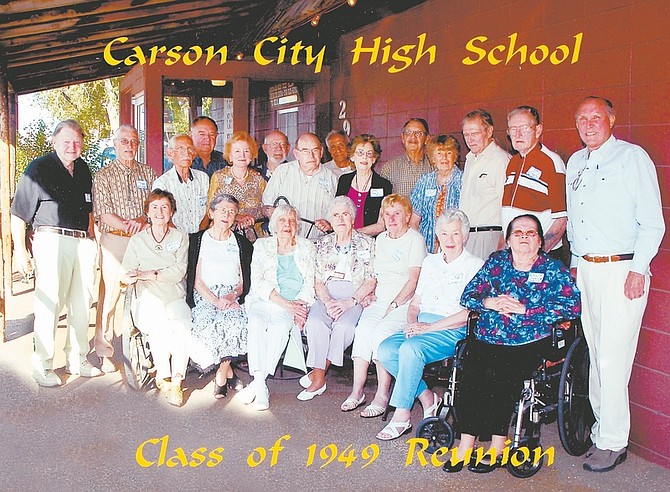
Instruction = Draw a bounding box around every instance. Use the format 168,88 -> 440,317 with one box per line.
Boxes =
506,437 -> 543,478
558,336 -> 594,456
415,416 -> 454,454
121,288 -> 153,390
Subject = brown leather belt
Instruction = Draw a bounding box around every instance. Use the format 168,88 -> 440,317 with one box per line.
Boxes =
470,226 -> 503,232
36,226 -> 89,239
106,229 -> 132,238
582,253 -> 634,263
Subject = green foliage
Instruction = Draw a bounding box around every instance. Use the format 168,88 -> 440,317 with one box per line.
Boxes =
15,119 -> 51,182
163,96 -> 190,135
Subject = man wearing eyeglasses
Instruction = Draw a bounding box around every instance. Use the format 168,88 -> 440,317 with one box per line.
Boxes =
190,116 -> 228,178
256,130 -> 291,181
262,132 -> 337,239
502,106 -> 568,264
566,96 -> 664,473
92,124 -> 157,372
460,109 -> 511,260
153,134 -> 209,234
379,118 -> 432,197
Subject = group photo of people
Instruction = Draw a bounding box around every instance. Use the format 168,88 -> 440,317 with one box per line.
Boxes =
10,96 -> 665,475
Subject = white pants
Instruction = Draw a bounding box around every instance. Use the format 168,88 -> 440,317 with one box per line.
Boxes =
577,258 -> 649,451
247,302 -> 294,378
134,293 -> 191,380
465,230 -> 501,261
95,232 -> 130,357
32,231 -> 97,371
351,301 -> 409,362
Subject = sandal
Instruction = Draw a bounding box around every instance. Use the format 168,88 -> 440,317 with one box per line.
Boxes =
423,392 -> 442,419
360,403 -> 386,418
376,420 -> 412,441
340,395 -> 366,412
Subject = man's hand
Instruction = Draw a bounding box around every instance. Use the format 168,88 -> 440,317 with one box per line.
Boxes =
235,214 -> 256,229
313,219 -> 332,234
125,216 -> 148,235
624,271 -> 645,300
14,248 -> 33,277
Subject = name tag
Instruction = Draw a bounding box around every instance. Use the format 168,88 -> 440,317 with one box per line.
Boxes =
331,271 -> 345,280
393,249 -> 404,262
425,188 -> 437,197
319,177 -> 331,190
447,273 -> 464,284
136,180 -> 148,190
526,166 -> 542,180
370,188 -> 384,198
528,272 -> 544,283
166,240 -> 180,252
227,242 -> 238,253
357,249 -> 371,260
225,176 -> 233,185
199,196 -> 207,207
84,193 -> 92,202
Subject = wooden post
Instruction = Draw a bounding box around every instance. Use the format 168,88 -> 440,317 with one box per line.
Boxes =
0,64 -> 13,342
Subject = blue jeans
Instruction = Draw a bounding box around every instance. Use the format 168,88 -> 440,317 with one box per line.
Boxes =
377,313 -> 466,410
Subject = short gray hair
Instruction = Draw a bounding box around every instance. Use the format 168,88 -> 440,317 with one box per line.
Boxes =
328,196 -> 357,222
269,203 -> 300,235
209,193 -> 239,212
52,119 -> 84,139
113,124 -> 138,140
436,209 -> 470,243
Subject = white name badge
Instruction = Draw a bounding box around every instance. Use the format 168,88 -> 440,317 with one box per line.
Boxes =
425,188 -> 437,197
224,176 -> 233,185
528,272 -> 544,283
526,166 -> 542,180
166,240 -> 180,252
136,180 -> 148,190
447,273 -> 464,284
84,193 -> 92,202
319,177 -> 331,189
370,188 -> 384,198
199,196 -> 207,207
227,243 -> 238,253
357,249 -> 371,260
393,249 -> 404,261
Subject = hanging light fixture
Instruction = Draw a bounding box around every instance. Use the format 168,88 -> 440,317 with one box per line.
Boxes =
311,14 -> 320,27
236,52 -> 244,61
347,0 -> 357,6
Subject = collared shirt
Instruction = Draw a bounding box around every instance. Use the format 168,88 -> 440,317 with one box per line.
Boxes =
501,143 -> 567,249
323,159 -> 355,178
460,141 -> 511,227
566,135 -> 665,273
262,160 -> 338,240
315,230 -> 375,289
93,159 -> 156,233
152,166 -> 209,234
379,152 -> 432,197
461,249 -> 581,346
410,168 -> 463,253
208,167 -> 266,222
253,158 -> 287,182
191,149 -> 228,178
11,151 -> 92,231
415,250 -> 484,316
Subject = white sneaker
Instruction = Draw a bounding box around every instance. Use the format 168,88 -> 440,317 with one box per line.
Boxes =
238,384 -> 257,405
253,385 -> 270,411
32,369 -> 61,387
65,360 -> 103,378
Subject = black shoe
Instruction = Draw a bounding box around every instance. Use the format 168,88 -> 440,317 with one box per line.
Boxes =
468,456 -> 501,474
443,460 -> 465,473
227,373 -> 243,392
214,381 -> 228,399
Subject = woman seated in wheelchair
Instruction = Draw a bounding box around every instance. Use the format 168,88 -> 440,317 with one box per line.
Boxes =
375,209 -> 484,440
298,196 -> 376,401
121,189 -> 191,407
445,214 -> 581,473
238,203 -> 316,411
186,194 -> 253,400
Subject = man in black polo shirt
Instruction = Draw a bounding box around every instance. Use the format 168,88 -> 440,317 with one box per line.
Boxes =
11,119 -> 101,386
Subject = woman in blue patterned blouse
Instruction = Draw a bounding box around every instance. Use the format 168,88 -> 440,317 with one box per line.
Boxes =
410,135 -> 463,253
444,214 -> 581,473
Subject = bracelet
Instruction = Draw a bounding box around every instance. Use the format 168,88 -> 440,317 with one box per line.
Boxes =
154,270 -> 158,280
351,296 -> 359,306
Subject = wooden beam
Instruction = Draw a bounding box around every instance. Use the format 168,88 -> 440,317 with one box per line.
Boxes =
0,62 -> 12,342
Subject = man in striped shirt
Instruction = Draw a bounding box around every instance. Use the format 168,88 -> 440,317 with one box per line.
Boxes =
262,132 -> 337,240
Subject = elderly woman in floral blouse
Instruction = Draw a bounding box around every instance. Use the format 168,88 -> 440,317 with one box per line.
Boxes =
298,196 -> 377,401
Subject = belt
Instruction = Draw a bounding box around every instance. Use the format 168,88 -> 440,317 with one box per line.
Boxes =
36,226 -> 89,239
106,229 -> 132,238
582,253 -> 634,263
469,226 -> 503,232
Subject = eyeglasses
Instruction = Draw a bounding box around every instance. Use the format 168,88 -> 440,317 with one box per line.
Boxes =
297,148 -> 321,156
462,131 -> 483,139
117,138 -> 140,146
269,141 -> 289,149
511,229 -> 539,238
354,149 -> 376,158
403,130 -> 426,138
507,124 -> 536,136
173,146 -> 196,154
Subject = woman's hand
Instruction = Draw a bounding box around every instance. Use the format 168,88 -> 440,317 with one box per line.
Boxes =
283,300 -> 309,330
235,214 -> 256,229
212,295 -> 240,311
405,322 -> 430,338
360,293 -> 376,308
324,297 -> 354,321
483,295 -> 527,316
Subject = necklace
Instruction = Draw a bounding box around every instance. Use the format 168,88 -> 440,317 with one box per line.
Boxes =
355,172 -> 372,196
151,226 -> 169,252
231,167 -> 249,182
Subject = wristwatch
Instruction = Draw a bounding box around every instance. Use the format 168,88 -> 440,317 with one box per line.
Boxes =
390,301 -> 398,309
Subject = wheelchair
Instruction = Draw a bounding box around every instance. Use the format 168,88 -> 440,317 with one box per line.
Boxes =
121,284 -> 155,390
415,311 -> 594,478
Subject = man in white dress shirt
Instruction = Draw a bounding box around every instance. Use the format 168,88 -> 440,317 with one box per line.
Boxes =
566,96 -> 665,472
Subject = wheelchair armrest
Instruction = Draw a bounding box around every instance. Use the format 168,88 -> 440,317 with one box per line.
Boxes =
466,311 -> 480,340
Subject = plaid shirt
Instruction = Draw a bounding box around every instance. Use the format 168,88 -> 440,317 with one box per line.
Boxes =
378,152 -> 432,197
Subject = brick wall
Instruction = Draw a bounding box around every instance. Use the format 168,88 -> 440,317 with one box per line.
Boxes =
331,0 -> 669,467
